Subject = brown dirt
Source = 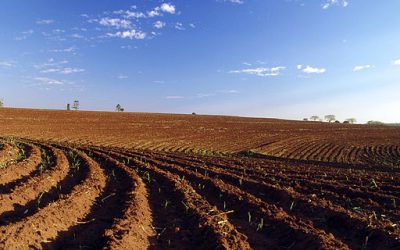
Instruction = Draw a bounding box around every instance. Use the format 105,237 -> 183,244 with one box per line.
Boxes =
0,108 -> 399,249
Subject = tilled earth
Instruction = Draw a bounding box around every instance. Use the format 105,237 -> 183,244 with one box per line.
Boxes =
0,138 -> 398,249
0,108 -> 399,249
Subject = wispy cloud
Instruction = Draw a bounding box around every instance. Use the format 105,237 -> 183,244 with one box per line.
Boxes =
298,65 -> 326,74
15,29 -> 34,41
107,29 -> 146,40
197,93 -> 216,98
218,0 -> 244,4
322,0 -> 349,9
49,47 -> 77,53
393,59 -> 400,65
99,17 -> 132,29
0,61 -> 15,68
154,21 -> 166,29
88,3 -> 180,42
117,74 -> 128,79
160,3 -> 176,14
36,19 -> 54,25
353,65 -> 371,72
33,77 -> 65,85
148,3 -> 177,17
34,58 -> 84,75
230,67 -> 285,77
175,22 -> 185,31
166,95 -> 184,99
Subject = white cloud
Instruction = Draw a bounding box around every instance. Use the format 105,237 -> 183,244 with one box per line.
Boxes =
41,67 -> 84,74
37,19 -> 54,25
166,96 -> 184,99
353,65 -> 371,72
49,47 -> 77,53
394,59 -> 400,65
117,75 -> 128,79
71,34 -> 84,39
34,77 -> 65,85
197,93 -> 216,98
230,67 -> 286,77
15,30 -> 34,41
189,23 -> 196,28
34,59 -> 69,69
322,0 -> 349,9
99,18 -> 131,29
175,22 -> 185,31
154,21 -> 166,29
60,68 -> 85,74
147,9 -> 161,17
107,29 -> 146,40
219,0 -> 244,4
160,3 -> 176,14
148,3 -> 176,17
0,61 -> 15,68
123,11 -> 146,19
298,65 -> 326,74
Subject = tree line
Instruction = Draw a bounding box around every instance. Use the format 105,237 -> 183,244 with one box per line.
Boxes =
304,115 -> 357,124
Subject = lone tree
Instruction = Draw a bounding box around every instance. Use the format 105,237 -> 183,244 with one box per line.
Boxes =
0,100 -> 3,108
345,118 -> 357,124
115,104 -> 124,112
72,100 -> 79,111
66,103 -> 70,111
310,115 -> 320,121
324,115 -> 336,123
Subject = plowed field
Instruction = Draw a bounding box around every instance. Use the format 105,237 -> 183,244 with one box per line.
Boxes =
0,108 -> 399,249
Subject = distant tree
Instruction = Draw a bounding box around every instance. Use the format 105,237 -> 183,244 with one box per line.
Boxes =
343,121 -> 350,124
192,112 -> 197,115
0,100 -> 3,108
72,100 -> 79,111
310,115 -> 320,121
116,104 -> 124,112
345,118 -> 357,124
66,103 -> 70,111
334,120 -> 341,124
303,118 -> 308,121
367,120 -> 384,125
324,115 -> 336,123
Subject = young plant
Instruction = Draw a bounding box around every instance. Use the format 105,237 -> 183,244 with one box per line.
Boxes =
164,200 -> 170,209
289,201 -> 295,211
39,149 -> 53,172
257,218 -> 264,231
370,179 -> 378,188
181,201 -> 189,212
247,211 -> 252,223
15,145 -> 27,161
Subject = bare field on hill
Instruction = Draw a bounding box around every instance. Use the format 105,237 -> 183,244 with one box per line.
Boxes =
0,108 -> 399,249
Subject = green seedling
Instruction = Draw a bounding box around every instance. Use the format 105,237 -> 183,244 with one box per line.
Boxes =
144,171 -> 151,183
257,218 -> 264,231
164,200 -> 170,209
290,201 -> 295,211
40,149 -> 53,172
181,201 -> 189,212
101,193 -> 116,203
16,147 -> 27,161
223,201 -> 227,210
248,211 -> 252,223
370,179 -> 378,188
37,192 -> 45,207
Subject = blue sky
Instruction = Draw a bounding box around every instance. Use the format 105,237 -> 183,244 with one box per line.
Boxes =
0,0 -> 399,123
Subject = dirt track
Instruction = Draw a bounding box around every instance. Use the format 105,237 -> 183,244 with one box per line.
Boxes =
0,108 -> 399,249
